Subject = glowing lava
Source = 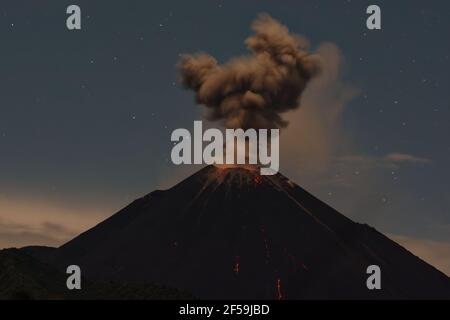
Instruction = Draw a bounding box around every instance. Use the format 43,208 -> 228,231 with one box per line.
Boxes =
284,247 -> 308,272
233,256 -> 240,275
276,278 -> 283,300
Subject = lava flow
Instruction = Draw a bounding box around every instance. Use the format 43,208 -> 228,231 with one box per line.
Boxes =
276,278 -> 283,300
233,256 -> 240,275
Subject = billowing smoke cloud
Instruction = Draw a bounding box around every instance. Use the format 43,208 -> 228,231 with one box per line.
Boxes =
178,14 -> 321,129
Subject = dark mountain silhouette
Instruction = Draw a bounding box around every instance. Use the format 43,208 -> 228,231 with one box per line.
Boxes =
0,248 -> 192,300
31,165 -> 450,299
0,248 -> 66,299
21,246 -> 57,264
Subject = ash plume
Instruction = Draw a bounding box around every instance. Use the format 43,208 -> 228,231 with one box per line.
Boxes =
178,14 -> 321,130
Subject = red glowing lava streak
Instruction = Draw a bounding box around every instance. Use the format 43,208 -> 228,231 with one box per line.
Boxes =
233,256 -> 240,275
233,262 -> 240,275
276,278 -> 283,300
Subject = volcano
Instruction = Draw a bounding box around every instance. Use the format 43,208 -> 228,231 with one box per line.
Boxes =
45,165 -> 450,299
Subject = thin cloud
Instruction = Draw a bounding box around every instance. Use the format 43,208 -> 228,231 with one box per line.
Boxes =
0,196 -> 109,249
0,219 -> 77,249
383,153 -> 432,164
336,153 -> 432,167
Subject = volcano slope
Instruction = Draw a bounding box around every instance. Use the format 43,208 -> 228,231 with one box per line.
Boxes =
49,165 -> 450,299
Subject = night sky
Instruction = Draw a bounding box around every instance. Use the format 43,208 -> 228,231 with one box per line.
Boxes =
1,1 -> 449,273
